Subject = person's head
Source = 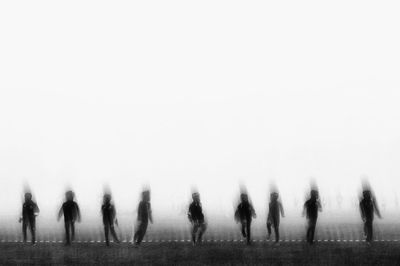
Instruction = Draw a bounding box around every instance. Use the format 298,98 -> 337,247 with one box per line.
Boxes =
24,192 -> 32,201
240,193 -> 248,202
310,189 -> 319,200
142,190 -> 150,202
363,190 -> 371,200
271,192 -> 279,201
192,192 -> 200,203
65,190 -> 74,201
103,193 -> 111,204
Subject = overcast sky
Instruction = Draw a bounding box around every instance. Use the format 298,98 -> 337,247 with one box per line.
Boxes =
1,1 -> 400,227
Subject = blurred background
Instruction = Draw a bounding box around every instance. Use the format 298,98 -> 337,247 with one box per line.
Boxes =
0,0 -> 400,241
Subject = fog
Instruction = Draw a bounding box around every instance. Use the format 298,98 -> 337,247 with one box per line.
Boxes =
1,0 -> 400,235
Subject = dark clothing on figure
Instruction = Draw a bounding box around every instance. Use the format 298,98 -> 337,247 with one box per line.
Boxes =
188,202 -> 204,223
134,201 -> 151,245
267,200 -> 283,242
22,200 -> 39,244
64,220 -> 75,245
101,202 -> 119,245
188,202 -> 206,243
304,199 -> 319,220
134,221 -> 148,244
60,200 -> 80,245
306,218 -> 317,244
304,199 -> 320,244
241,219 -> 252,243
61,201 -> 80,222
360,197 -> 380,242
138,201 -> 151,222
235,202 -> 255,244
102,202 -> 116,224
235,202 -> 255,222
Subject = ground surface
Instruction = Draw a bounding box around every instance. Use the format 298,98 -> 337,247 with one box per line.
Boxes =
1,241 -> 400,265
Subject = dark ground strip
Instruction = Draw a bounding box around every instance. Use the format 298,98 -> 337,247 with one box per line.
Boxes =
1,242 -> 400,265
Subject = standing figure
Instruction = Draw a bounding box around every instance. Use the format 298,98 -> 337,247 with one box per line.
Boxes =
267,192 -> 284,243
360,190 -> 382,243
188,192 -> 207,245
133,190 -> 153,247
235,193 -> 256,244
303,189 -> 322,244
57,190 -> 81,245
101,193 -> 120,246
19,192 -> 40,245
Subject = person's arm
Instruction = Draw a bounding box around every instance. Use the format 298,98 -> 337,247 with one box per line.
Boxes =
359,201 -> 366,221
57,205 -> 63,221
19,205 -> 23,223
112,205 -> 118,225
302,203 -> 306,217
148,203 -> 153,224
137,203 -> 142,222
251,204 -> 256,218
234,206 -> 240,222
76,203 -> 82,222
279,202 -> 285,217
317,200 -> 322,212
34,203 -> 40,216
188,204 -> 193,223
373,198 -> 382,219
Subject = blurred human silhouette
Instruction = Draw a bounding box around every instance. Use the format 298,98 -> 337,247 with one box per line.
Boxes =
360,190 -> 382,243
19,192 -> 39,245
133,190 -> 153,247
235,193 -> 256,244
188,192 -> 207,245
57,190 -> 81,245
101,193 -> 120,246
267,192 -> 284,243
303,189 -> 322,244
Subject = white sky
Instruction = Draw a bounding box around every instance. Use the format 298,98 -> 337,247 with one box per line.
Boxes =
1,0 -> 400,227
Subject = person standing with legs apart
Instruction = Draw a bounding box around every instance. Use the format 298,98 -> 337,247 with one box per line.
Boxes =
58,190 -> 81,246
133,190 -> 153,247
101,193 -> 120,246
303,189 -> 321,245
188,192 -> 207,245
267,192 -> 284,244
360,190 -> 382,243
235,193 -> 256,245
19,192 -> 39,245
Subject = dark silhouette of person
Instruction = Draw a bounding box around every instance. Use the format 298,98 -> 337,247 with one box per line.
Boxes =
57,190 -> 81,245
360,190 -> 382,243
133,190 -> 153,247
19,192 -> 39,245
101,193 -> 120,246
188,192 -> 207,245
235,193 -> 256,244
303,189 -> 322,244
267,192 -> 284,243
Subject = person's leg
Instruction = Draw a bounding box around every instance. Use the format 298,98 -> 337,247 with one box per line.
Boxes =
366,220 -> 373,242
309,220 -> 316,244
22,221 -> 28,243
274,223 -> 280,243
136,222 -> 148,244
30,217 -> 36,244
65,221 -> 71,245
246,219 -> 251,244
267,224 -> 272,237
104,224 -> 110,246
241,221 -> 247,238
192,223 -> 199,243
71,221 -> 75,242
198,223 -> 206,243
110,225 -> 120,243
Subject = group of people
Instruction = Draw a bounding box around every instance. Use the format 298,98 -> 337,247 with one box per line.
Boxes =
18,188 -> 382,247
